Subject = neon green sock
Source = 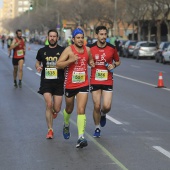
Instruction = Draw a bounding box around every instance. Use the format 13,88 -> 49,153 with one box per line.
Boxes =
63,109 -> 71,126
77,114 -> 86,137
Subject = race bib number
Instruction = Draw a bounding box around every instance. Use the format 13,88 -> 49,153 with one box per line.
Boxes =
45,68 -> 58,79
95,69 -> 108,81
17,50 -> 24,56
72,71 -> 85,83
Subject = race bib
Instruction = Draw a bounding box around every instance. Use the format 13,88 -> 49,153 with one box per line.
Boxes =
72,71 -> 85,83
17,50 -> 24,56
95,69 -> 108,81
45,68 -> 58,79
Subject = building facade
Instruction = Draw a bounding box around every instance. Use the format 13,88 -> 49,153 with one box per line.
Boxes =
0,0 -> 31,33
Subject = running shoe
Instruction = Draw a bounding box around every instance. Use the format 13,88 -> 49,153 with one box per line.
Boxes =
52,109 -> 58,119
63,124 -> 70,139
14,80 -> 18,88
76,137 -> 88,148
93,128 -> 101,138
100,115 -> 106,127
18,81 -> 22,88
46,129 -> 53,139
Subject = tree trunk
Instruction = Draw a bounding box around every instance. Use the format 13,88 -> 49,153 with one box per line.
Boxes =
132,22 -> 135,40
156,21 -> 161,45
137,21 -> 141,41
147,22 -> 151,41
165,21 -> 170,41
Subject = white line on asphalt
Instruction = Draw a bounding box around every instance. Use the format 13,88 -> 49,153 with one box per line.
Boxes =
153,70 -> 166,73
114,74 -> 170,91
36,72 -> 41,76
27,67 -> 32,71
130,65 -> 140,68
106,115 -> 123,125
153,146 -> 170,159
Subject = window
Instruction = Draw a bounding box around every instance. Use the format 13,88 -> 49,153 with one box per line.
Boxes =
18,1 -> 22,5
23,1 -> 29,5
23,7 -> 29,11
18,8 -> 23,12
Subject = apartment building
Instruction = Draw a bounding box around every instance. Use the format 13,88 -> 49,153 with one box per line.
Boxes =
16,0 -> 31,16
0,0 -> 31,33
2,0 -> 31,19
0,8 -> 3,33
2,0 -> 15,19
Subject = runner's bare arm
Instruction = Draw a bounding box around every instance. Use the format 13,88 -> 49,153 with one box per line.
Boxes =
56,46 -> 78,69
86,47 -> 95,67
23,38 -> 26,55
35,60 -> 43,73
114,60 -> 121,68
9,39 -> 17,50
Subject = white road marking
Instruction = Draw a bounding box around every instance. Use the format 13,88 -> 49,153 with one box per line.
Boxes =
153,70 -> 166,73
106,115 -> 123,125
36,72 -> 41,76
130,65 -> 140,68
153,146 -> 170,159
27,67 -> 32,71
114,74 -> 170,91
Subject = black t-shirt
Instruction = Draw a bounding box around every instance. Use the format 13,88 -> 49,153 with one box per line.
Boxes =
36,45 -> 65,83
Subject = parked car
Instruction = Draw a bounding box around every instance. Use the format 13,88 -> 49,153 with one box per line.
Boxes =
122,40 -> 137,58
133,41 -> 157,59
133,41 -> 147,58
155,42 -> 170,63
162,44 -> 170,64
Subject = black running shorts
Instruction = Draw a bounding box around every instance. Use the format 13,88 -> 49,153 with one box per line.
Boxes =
65,85 -> 89,98
38,80 -> 64,96
12,58 -> 24,66
90,84 -> 113,92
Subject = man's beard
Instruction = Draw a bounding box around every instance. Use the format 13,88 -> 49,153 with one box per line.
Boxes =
49,40 -> 57,47
74,43 -> 83,48
17,36 -> 22,39
99,39 -> 106,44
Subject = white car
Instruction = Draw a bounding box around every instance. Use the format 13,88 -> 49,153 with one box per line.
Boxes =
162,44 -> 170,64
133,41 -> 157,59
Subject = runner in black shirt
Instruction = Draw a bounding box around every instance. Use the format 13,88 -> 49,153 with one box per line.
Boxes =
35,29 -> 65,139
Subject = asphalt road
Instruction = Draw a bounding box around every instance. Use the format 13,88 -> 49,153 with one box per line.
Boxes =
0,43 -> 170,170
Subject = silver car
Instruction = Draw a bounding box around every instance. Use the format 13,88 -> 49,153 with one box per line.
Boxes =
133,41 -> 157,59
133,41 -> 147,58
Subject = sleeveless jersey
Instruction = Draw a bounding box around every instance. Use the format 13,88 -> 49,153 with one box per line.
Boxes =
90,42 -> 120,85
13,38 -> 25,59
64,45 -> 89,89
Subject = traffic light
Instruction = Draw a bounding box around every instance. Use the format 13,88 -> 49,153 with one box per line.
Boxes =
29,4 -> 33,11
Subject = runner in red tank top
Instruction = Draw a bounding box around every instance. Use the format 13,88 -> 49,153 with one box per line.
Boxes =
56,28 -> 94,148
10,29 -> 26,88
89,26 -> 121,138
